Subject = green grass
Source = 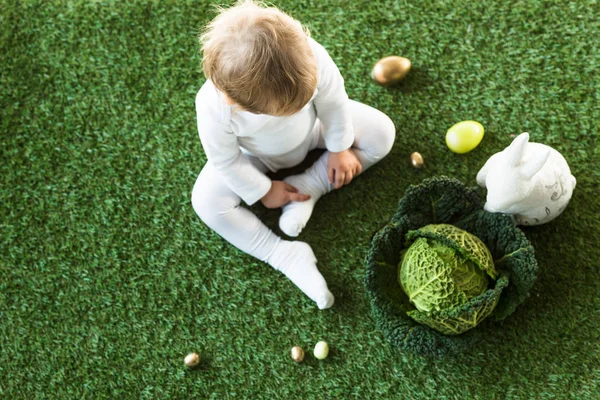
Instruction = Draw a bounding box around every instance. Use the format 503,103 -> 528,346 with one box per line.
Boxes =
1,0 -> 599,398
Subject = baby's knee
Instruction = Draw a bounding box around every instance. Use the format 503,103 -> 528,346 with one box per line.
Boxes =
191,179 -> 238,229
374,112 -> 396,158
191,187 -> 212,224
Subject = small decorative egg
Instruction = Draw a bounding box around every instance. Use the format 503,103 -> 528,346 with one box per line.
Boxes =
291,346 -> 305,362
445,120 -> 485,154
313,341 -> 329,360
410,152 -> 425,168
371,56 -> 412,86
184,352 -> 200,368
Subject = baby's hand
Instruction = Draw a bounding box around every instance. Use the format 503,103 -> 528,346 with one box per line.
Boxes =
328,149 -> 362,189
260,181 -> 311,209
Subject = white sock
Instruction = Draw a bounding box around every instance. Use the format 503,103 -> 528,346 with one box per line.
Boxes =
267,240 -> 334,309
280,152 -> 332,237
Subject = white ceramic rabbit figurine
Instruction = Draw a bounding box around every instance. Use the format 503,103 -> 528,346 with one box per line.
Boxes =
476,132 -> 576,226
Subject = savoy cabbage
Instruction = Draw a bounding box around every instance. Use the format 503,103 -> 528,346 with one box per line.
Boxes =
364,177 -> 538,357
399,225 -> 500,335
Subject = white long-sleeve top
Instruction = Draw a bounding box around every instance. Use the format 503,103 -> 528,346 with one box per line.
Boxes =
195,38 -> 354,205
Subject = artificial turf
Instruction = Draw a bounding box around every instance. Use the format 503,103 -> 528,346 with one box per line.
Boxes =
1,0 -> 599,398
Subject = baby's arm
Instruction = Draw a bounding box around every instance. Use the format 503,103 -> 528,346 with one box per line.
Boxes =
310,39 -> 360,188
196,106 -> 272,206
311,39 -> 354,152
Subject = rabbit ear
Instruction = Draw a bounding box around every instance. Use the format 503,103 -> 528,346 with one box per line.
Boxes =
522,147 -> 550,179
506,132 -> 530,166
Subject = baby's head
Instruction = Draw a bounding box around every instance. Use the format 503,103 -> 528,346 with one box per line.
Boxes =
200,0 -> 317,116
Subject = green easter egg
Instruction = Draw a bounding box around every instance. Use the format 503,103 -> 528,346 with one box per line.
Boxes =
313,341 -> 329,360
445,121 -> 485,154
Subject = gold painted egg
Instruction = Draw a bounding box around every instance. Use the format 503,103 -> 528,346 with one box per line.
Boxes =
410,152 -> 425,168
184,352 -> 200,368
371,56 -> 412,86
291,346 -> 305,362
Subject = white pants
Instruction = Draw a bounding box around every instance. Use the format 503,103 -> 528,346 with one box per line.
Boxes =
191,100 -> 396,263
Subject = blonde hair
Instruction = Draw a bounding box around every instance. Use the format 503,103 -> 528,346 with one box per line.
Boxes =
200,0 -> 317,116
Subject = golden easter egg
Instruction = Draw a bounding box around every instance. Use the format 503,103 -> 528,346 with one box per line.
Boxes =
184,352 -> 200,368
371,56 -> 412,86
410,152 -> 425,168
291,346 -> 305,362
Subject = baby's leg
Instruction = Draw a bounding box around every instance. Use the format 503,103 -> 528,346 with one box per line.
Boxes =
279,100 -> 396,237
191,161 -> 334,309
279,151 -> 331,237
346,100 -> 396,171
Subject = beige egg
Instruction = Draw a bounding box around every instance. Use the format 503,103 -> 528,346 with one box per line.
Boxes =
291,346 -> 305,362
410,152 -> 425,168
371,56 -> 412,86
184,352 -> 200,368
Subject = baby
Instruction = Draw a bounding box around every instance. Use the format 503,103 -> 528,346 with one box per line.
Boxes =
192,0 -> 395,309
